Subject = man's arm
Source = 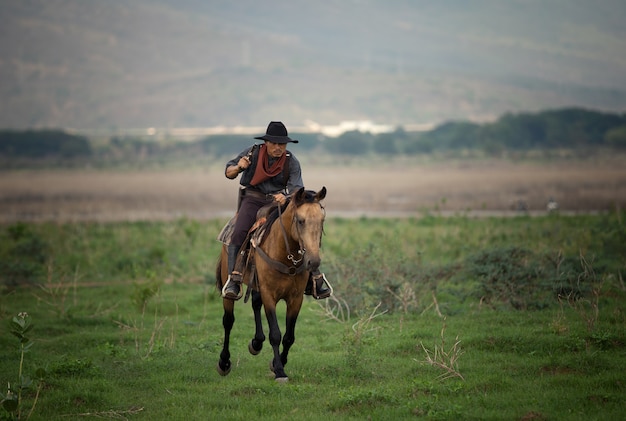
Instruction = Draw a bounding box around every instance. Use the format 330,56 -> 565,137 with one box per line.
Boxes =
224,149 -> 252,179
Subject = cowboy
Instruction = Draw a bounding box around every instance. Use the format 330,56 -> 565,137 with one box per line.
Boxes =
221,121 -> 332,300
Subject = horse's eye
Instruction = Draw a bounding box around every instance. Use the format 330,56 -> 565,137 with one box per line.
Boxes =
297,218 -> 305,226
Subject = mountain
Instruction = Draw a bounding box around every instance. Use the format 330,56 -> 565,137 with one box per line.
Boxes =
1,0 -> 625,131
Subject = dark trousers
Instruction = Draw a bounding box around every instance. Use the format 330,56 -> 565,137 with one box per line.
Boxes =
231,194 -> 272,247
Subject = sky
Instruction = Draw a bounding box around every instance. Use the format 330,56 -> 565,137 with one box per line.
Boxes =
1,0 -> 625,130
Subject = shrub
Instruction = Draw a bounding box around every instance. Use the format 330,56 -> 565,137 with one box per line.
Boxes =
0,224 -> 49,288
467,246 -> 549,310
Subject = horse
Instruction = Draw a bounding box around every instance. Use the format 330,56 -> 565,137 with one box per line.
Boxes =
215,186 -> 327,382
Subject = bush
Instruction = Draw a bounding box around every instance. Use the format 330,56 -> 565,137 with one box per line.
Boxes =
466,246 -> 549,310
0,223 -> 49,287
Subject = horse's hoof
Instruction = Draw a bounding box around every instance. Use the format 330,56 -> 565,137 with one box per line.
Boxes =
216,361 -> 231,376
269,360 -> 288,381
248,340 -> 261,356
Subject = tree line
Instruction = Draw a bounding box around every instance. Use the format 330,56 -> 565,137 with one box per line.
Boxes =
321,108 -> 626,156
0,130 -> 91,158
1,108 -> 625,165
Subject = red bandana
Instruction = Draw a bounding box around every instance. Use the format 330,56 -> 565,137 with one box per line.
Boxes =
250,144 -> 287,186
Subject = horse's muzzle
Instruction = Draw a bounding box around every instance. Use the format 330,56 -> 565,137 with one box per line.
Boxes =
306,256 -> 321,272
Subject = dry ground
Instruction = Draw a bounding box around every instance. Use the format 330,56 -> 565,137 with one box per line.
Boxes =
1,159 -> 625,222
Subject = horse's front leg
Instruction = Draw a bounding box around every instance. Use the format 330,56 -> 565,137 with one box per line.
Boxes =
217,299 -> 235,376
264,305 -> 288,381
248,289 -> 265,355
279,296 -> 304,368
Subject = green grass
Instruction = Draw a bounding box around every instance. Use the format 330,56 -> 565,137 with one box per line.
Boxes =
1,213 -> 625,420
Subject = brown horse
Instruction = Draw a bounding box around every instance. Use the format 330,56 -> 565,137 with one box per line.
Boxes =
215,186 -> 327,381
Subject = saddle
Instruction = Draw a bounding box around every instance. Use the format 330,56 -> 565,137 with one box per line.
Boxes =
217,201 -> 282,302
216,201 -> 278,246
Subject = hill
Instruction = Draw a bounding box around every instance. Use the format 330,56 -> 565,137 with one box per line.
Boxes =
1,0 -> 625,130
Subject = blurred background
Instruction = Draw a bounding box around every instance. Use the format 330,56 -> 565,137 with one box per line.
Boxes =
1,1 -> 626,221
1,0 -> 625,131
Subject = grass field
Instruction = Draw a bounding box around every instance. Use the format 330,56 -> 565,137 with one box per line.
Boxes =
1,211 -> 625,420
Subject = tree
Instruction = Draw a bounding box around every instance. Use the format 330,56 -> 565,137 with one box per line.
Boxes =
420,121 -> 480,150
372,132 -> 398,155
323,131 -> 371,155
605,125 -> 626,149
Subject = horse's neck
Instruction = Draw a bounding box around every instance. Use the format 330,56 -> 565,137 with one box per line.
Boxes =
265,205 -> 297,258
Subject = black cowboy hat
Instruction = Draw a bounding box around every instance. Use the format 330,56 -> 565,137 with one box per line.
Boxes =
254,121 -> 299,143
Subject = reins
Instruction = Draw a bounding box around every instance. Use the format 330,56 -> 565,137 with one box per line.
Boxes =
253,198 -> 323,276
277,202 -> 306,267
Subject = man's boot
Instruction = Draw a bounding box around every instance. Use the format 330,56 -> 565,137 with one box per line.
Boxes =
305,270 -> 332,299
222,244 -> 243,300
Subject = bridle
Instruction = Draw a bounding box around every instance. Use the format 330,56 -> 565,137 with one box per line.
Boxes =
253,199 -> 325,276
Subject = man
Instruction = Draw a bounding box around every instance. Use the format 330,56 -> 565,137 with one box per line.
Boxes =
221,121 -> 332,300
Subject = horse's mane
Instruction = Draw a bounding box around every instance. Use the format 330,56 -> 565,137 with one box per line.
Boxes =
264,200 -> 289,229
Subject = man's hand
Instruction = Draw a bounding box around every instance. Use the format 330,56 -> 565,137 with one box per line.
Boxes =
237,156 -> 251,170
273,193 -> 287,205
226,156 -> 251,179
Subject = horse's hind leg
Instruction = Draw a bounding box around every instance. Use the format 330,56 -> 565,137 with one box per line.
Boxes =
248,290 -> 265,355
217,299 -> 235,376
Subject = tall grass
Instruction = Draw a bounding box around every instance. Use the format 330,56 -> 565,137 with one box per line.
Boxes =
1,212 -> 625,420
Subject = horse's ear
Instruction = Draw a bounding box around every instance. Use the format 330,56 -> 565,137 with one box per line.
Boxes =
293,187 -> 306,203
316,186 -> 327,201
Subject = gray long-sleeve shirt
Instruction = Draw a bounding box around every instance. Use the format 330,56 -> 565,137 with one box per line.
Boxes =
225,145 -> 304,195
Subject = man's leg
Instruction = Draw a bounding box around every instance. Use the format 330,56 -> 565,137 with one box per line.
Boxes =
222,195 -> 266,300
222,243 -> 243,300
305,270 -> 332,299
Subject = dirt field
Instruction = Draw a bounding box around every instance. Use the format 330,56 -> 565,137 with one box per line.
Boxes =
1,160 -> 625,222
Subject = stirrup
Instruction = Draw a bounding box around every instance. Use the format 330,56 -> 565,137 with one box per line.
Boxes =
222,272 -> 243,300
312,273 -> 333,300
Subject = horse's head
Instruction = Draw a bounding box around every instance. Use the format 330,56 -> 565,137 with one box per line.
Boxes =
289,187 -> 327,272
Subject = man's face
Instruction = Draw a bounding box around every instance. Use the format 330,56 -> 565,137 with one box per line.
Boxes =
265,141 -> 287,158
